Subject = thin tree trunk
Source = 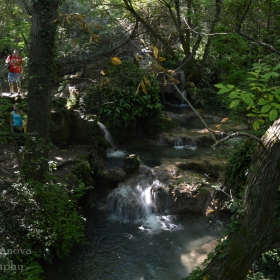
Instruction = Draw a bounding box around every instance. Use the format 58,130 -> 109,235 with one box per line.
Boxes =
203,118 -> 280,279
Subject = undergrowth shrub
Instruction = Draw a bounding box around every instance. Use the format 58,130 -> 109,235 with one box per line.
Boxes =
0,171 -> 91,279
84,61 -> 163,130
224,139 -> 256,195
191,84 -> 229,112
247,249 -> 280,280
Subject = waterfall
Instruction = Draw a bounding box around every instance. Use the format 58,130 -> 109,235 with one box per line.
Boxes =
104,167 -> 171,223
174,137 -> 197,151
98,122 -> 116,150
98,122 -> 126,165
181,90 -> 187,106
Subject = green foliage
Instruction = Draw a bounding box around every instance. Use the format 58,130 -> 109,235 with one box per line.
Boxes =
0,99 -> 13,144
216,62 -> 280,130
247,249 -> 280,280
224,140 -> 256,193
10,177 -> 88,261
191,84 -> 229,112
211,33 -> 251,85
85,61 -> 163,130
0,168 -> 91,279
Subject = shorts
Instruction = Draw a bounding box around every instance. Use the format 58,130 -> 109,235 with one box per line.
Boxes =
8,72 -> 21,84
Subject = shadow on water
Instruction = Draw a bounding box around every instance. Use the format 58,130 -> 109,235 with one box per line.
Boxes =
44,209 -> 228,280
118,139 -> 211,168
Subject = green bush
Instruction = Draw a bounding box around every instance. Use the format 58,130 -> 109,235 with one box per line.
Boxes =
84,61 -> 163,130
0,171 -> 91,279
191,84 -> 229,112
247,249 -> 280,280
224,140 -> 256,194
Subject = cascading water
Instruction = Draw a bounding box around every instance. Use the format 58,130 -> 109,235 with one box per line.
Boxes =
180,90 -> 188,107
98,121 -> 126,166
44,119 -> 230,280
105,175 -> 171,223
174,137 -> 197,151
98,121 -> 117,150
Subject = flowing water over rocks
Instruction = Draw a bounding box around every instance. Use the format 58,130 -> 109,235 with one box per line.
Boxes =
44,106 -> 235,279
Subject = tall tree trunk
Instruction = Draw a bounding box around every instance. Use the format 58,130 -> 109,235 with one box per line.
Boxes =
199,0 -> 221,75
203,118 -> 280,279
24,0 -> 60,180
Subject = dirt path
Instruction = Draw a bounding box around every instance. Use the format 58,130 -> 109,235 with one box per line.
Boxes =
0,143 -> 90,186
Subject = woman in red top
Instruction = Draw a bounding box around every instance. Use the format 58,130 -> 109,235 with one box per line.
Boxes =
5,49 -> 23,96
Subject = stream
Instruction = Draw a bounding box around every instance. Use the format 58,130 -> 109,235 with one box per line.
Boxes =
45,209 -> 227,280
45,106 -> 229,280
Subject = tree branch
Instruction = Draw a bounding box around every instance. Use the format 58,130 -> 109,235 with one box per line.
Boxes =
211,132 -> 264,149
237,31 -> 280,55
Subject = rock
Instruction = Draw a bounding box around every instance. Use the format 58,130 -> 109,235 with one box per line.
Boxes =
123,154 -> 141,173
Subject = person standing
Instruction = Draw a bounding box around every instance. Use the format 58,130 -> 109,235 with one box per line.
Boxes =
5,49 -> 23,96
10,103 -> 24,152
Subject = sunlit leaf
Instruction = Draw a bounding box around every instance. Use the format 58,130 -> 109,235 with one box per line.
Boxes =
221,117 -> 228,123
135,83 -> 140,94
269,109 -> 278,121
257,99 -> 267,105
100,78 -> 104,88
169,76 -> 179,84
140,80 -> 147,93
263,72 -> 279,79
218,87 -> 232,94
241,96 -> 254,106
143,77 -> 151,87
230,100 -> 240,108
152,46 -> 159,59
253,120 -> 260,130
167,69 -> 174,75
229,92 -> 240,98
273,64 -> 280,71
111,57 -> 122,65
164,76 -> 168,86
261,104 -> 271,113
214,83 -> 223,88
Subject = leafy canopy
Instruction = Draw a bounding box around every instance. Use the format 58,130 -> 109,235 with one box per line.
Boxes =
215,62 -> 280,130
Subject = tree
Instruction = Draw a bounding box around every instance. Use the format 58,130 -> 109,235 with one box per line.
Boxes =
24,0 -> 62,180
185,61 -> 280,279
200,117 -> 280,279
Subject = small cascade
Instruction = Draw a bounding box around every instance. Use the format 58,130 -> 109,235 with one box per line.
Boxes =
98,122 -> 116,150
180,90 -> 188,107
174,136 -> 197,151
105,169 -> 171,223
98,122 -> 126,165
